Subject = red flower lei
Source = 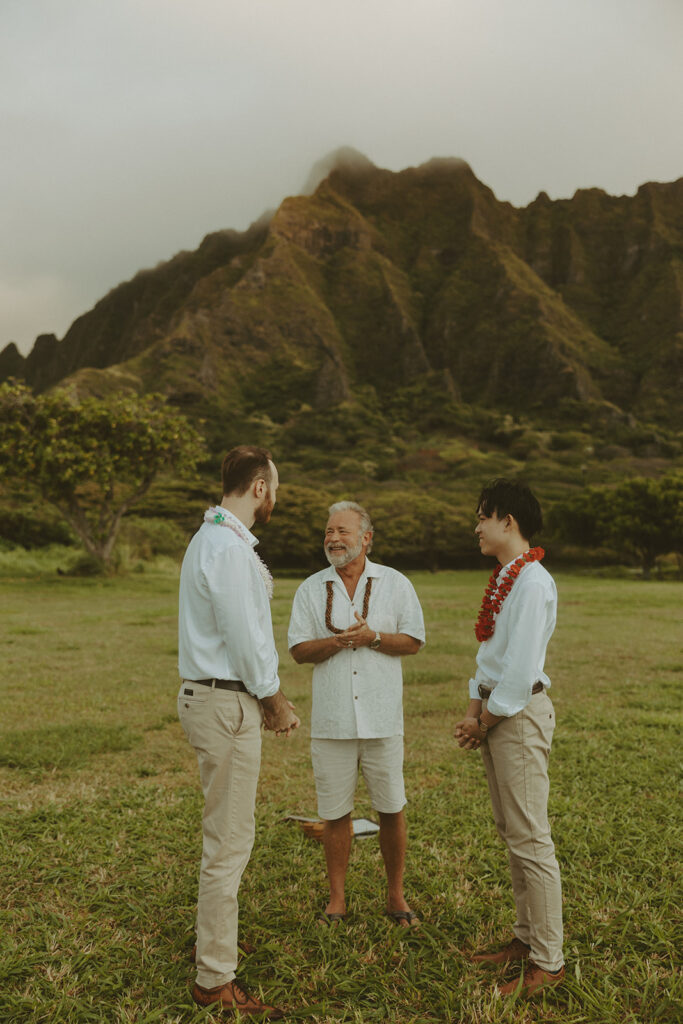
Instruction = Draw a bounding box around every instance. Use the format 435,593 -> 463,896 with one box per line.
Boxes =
474,547 -> 545,641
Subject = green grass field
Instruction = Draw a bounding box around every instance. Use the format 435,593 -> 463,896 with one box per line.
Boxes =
1,567 -> 681,1023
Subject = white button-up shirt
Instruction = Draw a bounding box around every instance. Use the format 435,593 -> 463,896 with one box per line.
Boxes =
178,512 -> 280,699
288,558 -> 425,739
469,559 -> 557,717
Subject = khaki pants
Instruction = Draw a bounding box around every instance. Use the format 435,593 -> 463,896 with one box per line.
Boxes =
178,683 -> 263,988
480,690 -> 564,972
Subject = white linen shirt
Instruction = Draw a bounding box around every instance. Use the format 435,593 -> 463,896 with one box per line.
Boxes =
469,559 -> 557,717
288,558 -> 425,739
178,512 -> 280,699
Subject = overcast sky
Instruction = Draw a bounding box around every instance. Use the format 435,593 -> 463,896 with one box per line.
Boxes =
2,0 -> 682,355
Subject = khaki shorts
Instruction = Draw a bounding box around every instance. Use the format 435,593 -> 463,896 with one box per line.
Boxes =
310,736 -> 406,820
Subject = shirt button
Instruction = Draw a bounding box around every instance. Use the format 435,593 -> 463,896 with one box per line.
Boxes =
184,703 -> 190,708
353,671 -> 357,675
354,695 -> 358,700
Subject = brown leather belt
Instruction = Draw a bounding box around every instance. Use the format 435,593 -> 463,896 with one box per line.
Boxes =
190,678 -> 248,693
478,681 -> 544,699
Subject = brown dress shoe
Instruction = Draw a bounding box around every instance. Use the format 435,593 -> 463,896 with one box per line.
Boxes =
497,960 -> 565,997
471,936 -> 531,964
191,979 -> 284,1018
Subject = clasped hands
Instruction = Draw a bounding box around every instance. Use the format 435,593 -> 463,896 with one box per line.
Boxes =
333,612 -> 373,650
454,716 -> 484,750
260,691 -> 300,738
273,699 -> 300,738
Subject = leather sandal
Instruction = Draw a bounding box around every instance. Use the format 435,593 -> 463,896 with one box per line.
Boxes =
316,909 -> 347,926
386,909 -> 420,927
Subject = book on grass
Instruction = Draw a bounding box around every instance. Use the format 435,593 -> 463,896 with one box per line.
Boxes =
284,815 -> 380,840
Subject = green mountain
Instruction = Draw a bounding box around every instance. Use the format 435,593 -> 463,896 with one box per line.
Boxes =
2,152 -> 682,570
3,153 -> 681,434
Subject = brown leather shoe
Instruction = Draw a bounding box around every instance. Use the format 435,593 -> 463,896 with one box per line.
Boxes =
191,979 -> 284,1018
471,936 -> 531,964
497,960 -> 565,997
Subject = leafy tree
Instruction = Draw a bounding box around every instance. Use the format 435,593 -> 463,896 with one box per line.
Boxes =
257,485 -> 476,573
0,382 -> 204,569
547,489 -> 608,548
549,475 -> 683,576
607,475 -> 683,576
256,483 -> 334,571
370,493 -> 475,570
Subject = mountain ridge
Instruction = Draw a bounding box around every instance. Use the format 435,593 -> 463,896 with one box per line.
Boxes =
2,155 -> 681,432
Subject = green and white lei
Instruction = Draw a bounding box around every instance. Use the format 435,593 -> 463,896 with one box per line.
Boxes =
204,506 -> 274,599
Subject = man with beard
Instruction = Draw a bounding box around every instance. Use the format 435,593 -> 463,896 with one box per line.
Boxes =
288,501 -> 425,927
178,445 -> 299,1019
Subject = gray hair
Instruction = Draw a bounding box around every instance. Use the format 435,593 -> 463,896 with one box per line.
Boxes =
328,500 -> 374,553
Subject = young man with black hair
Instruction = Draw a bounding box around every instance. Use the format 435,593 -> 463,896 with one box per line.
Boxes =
455,479 -> 565,997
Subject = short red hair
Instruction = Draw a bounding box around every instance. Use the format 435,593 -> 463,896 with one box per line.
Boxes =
221,445 -> 273,497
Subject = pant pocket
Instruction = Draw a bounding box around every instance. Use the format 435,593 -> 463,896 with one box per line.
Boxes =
178,686 -> 210,744
214,691 -> 246,735
237,692 -> 264,734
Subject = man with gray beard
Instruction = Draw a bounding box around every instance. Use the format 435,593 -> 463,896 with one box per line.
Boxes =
288,501 -> 425,926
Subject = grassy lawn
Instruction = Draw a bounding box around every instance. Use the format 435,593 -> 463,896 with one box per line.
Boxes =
0,567 -> 680,1023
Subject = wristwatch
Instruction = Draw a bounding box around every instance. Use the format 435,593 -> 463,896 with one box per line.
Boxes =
370,631 -> 381,650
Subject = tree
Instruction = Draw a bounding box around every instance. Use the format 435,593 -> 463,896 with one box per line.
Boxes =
255,483 -> 334,571
0,382 -> 204,569
370,493 -> 474,571
550,475 -> 683,576
607,475 -> 683,576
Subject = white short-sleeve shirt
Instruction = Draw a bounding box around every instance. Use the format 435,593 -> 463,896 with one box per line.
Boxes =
288,558 -> 425,739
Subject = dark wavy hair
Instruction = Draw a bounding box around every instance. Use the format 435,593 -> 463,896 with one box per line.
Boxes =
221,445 -> 273,496
477,478 -> 543,541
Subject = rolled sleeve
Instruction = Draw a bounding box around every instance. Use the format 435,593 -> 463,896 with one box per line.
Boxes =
205,545 -> 280,700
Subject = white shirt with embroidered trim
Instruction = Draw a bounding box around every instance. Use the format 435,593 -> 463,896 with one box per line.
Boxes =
178,510 -> 280,699
288,557 -> 425,739
469,558 -> 557,717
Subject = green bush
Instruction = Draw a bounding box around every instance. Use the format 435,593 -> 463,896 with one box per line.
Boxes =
0,543 -> 81,577
0,503 -> 75,548
117,516 -> 189,560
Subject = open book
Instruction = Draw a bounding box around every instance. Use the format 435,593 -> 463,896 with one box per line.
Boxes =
284,815 -> 380,841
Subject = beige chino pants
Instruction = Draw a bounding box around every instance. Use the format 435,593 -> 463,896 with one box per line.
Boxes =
178,683 -> 262,988
480,690 -> 564,972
